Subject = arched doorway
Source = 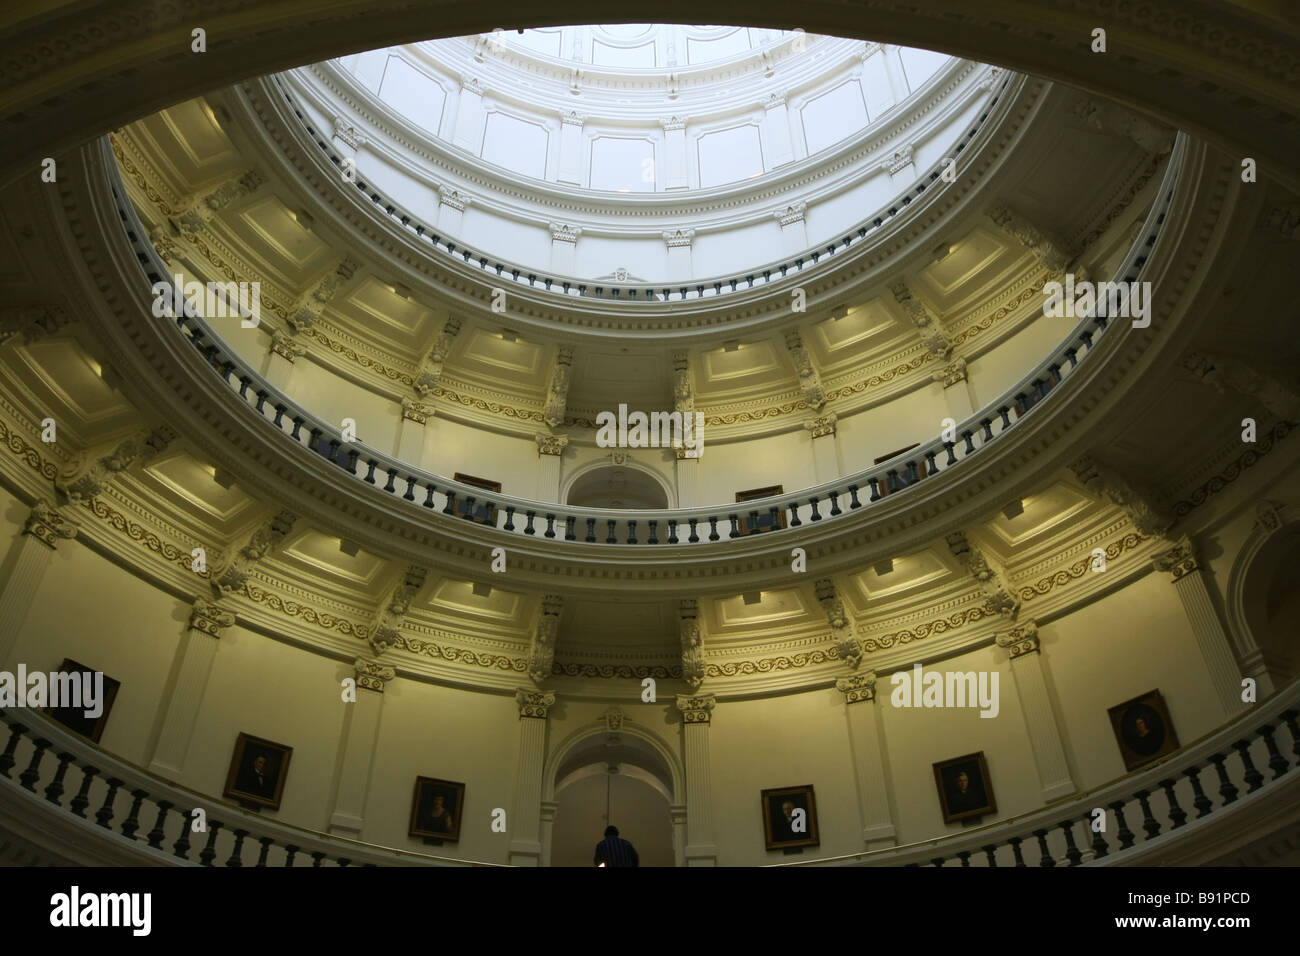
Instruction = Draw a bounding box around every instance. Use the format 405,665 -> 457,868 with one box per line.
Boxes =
1238,519 -> 1300,688
542,719 -> 684,866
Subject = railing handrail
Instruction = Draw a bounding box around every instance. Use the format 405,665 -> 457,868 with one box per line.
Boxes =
106,127 -> 1185,545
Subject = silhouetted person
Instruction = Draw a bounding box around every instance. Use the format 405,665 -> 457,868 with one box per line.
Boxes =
593,825 -> 639,867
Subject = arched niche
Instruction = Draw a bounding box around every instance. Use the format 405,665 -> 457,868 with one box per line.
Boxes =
1225,502 -> 1300,693
563,460 -> 675,509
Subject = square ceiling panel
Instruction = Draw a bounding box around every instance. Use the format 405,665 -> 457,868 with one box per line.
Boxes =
278,529 -> 388,589
460,328 -> 545,380
237,197 -> 331,273
13,339 -> 134,429
983,483 -> 1094,553
711,588 -> 812,631
849,548 -> 954,603
810,300 -> 903,368
141,450 -> 258,528
152,99 -> 241,183
913,226 -> 1023,314
424,577 -> 526,626
341,277 -> 434,345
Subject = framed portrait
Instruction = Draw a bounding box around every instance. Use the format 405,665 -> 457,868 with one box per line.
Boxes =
222,732 -> 292,810
409,776 -> 466,843
45,658 -> 120,744
760,784 -> 820,851
452,473 -> 501,526
1108,689 -> 1180,771
735,485 -> 787,536
934,751 -> 997,824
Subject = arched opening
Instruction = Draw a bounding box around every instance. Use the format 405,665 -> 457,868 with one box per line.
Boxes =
1242,522 -> 1300,687
566,465 -> 670,510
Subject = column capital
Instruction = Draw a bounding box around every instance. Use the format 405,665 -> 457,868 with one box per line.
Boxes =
549,221 -> 582,243
401,397 -> 434,424
932,356 -> 968,387
803,412 -> 837,439
772,201 -> 806,226
437,185 -> 471,212
270,329 -> 306,363
1152,536 -> 1199,581
675,693 -> 716,724
878,143 -> 914,175
996,620 -> 1040,658
188,598 -> 236,638
23,499 -> 78,549
516,688 -> 556,719
561,108 -> 586,126
662,228 -> 695,248
534,433 -> 569,456
354,657 -> 397,693
659,115 -> 686,131
332,115 -> 367,150
835,671 -> 877,704
1254,499 -> 1287,536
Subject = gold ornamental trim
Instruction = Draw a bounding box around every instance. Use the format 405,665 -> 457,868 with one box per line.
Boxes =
1170,421 -> 1292,519
1017,531 -> 1148,602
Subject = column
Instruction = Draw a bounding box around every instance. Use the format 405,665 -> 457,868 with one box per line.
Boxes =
534,434 -> 568,501
398,398 -> 433,468
670,804 -> 688,867
803,414 -> 840,483
437,185 -> 470,236
263,330 -> 303,392
147,599 -> 237,776
675,449 -> 700,507
772,202 -> 808,256
1153,538 -> 1246,716
675,693 -> 717,865
934,357 -> 974,421
452,76 -> 486,151
0,500 -> 78,665
539,800 -> 559,866
881,45 -> 910,106
663,229 -> 694,280
835,673 -> 897,847
326,658 -> 396,834
761,95 -> 795,169
995,621 -> 1077,803
510,688 -> 556,866
660,117 -> 688,190
557,111 -> 585,186
549,222 -> 580,274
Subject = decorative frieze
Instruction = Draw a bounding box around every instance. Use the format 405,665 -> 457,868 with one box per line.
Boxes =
534,433 -> 569,456
516,688 -> 557,719
996,620 -> 1040,658
354,657 -> 396,693
188,598 -> 236,638
835,671 -> 877,704
675,693 -> 716,724
22,499 -> 78,549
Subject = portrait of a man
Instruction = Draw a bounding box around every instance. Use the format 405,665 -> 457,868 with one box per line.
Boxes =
933,752 -> 997,823
45,658 -> 120,744
222,732 -> 292,810
409,777 -> 465,843
760,785 -> 819,851
1109,689 -> 1180,771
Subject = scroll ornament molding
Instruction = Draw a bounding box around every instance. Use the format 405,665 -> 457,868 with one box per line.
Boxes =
354,657 -> 397,693
189,598 -> 236,638
890,281 -> 952,361
543,347 -> 574,429
603,706 -> 624,732
931,356 -> 968,387
517,688 -> 556,719
835,670 -> 877,704
946,531 -> 1020,620
172,170 -> 265,235
287,257 -> 357,334
1071,454 -> 1173,539
784,329 -> 827,411
0,305 -> 72,347
415,317 -> 462,397
675,693 -> 716,724
995,620 -> 1040,658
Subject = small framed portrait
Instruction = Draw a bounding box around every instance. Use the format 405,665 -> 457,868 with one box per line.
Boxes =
1108,689 -> 1180,771
45,658 -> 120,744
760,784 -> 820,851
222,732 -> 292,810
409,776 -> 466,843
934,751 -> 997,824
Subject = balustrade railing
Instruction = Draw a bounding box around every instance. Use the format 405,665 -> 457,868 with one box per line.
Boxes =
106,126 -> 1185,548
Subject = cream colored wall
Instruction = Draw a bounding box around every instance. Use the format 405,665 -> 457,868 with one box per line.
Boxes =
422,416 -> 540,498
697,429 -> 818,505
551,773 -> 675,867
835,384 -> 951,475
289,358 -> 401,457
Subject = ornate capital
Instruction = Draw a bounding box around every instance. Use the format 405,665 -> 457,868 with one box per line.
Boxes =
659,115 -> 685,131
932,357 -> 968,387
270,329 -> 306,363
675,693 -> 716,724
879,144 -> 914,175
332,116 -> 367,150
996,621 -> 1040,658
561,109 -> 586,126
401,397 -> 434,424
534,433 -> 569,456
1254,500 -> 1286,536
188,598 -> 236,638
438,185 -> 471,212
772,202 -> 806,227
22,499 -> 78,549
835,671 -> 877,704
516,688 -> 556,719
549,221 -> 582,243
1153,537 -> 1199,581
662,228 -> 695,248
803,412 -> 837,439
354,657 -> 397,693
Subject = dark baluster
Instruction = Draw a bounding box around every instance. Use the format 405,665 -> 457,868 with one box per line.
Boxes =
273,405 -> 286,428
956,850 -> 971,867
688,518 -> 699,543
1060,820 -> 1082,866
1184,765 -> 1213,817
1087,811 -> 1108,859
0,721 -> 27,778
1209,753 -> 1239,804
1033,828 -> 1055,867
226,829 -> 249,867
605,519 -> 617,544
338,858 -> 353,867
524,511 -> 537,536
943,441 -> 957,466
848,485 -> 861,509
962,430 -> 975,455
1007,836 -> 1026,867
647,520 -> 658,545
998,406 -> 1012,430
667,519 -> 679,544
565,516 -> 577,541
362,459 -> 376,484
44,751 -> 75,805
289,415 -> 301,438
626,520 -> 637,544
95,777 -> 123,829
198,820 -> 225,866
442,491 -> 456,515
284,844 -> 300,867
463,496 -> 477,519
19,738 -> 50,792
829,491 -> 842,516
1257,723 -> 1291,778
788,504 -> 802,527
727,515 -> 740,539
924,450 -> 938,474
120,788 -> 149,839
885,471 -> 899,494
1234,740 -> 1264,792
1159,779 -> 1187,829
1134,790 -> 1161,839
348,451 -> 361,474
70,766 -> 99,818
403,477 -> 416,501
1282,711 -> 1300,762
707,517 -> 720,541
585,518 -> 597,543
256,836 -> 274,867
147,801 -> 173,848
423,483 -> 436,508
904,461 -> 920,484
545,514 -> 557,539
809,497 -> 822,521
383,469 -> 397,493
748,510 -> 760,532
982,844 -> 998,867
867,477 -> 881,502
1108,800 -> 1135,849
255,391 -> 269,414
311,851 -> 326,867
504,506 -> 516,531
931,857 -> 945,867
172,810 -> 196,860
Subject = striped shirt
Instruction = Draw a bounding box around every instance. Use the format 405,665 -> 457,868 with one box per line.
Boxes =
594,836 -> 640,867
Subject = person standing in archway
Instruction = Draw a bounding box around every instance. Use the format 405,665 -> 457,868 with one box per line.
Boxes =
593,825 -> 639,867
